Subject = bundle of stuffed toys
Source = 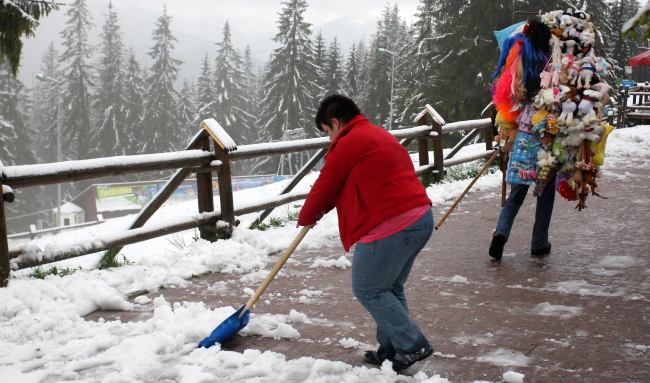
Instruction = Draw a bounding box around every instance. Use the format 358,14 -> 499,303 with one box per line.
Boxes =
491,9 -> 613,211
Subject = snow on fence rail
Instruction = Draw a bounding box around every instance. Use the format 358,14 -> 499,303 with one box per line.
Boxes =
0,106 -> 496,286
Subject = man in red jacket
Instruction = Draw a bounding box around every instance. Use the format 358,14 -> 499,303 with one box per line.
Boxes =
298,94 -> 434,371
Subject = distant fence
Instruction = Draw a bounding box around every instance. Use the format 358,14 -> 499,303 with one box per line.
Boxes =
0,104 -> 496,286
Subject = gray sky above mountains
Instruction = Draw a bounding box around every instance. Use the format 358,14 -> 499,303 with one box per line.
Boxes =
20,0 -> 420,86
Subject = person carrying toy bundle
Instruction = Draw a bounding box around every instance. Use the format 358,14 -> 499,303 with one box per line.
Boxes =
297,94 -> 434,371
489,9 -> 613,260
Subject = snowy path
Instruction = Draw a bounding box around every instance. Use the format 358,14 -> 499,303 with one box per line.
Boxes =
1,127 -> 650,382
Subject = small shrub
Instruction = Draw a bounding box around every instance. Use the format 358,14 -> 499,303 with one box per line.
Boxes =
97,253 -> 134,270
30,266 -> 82,279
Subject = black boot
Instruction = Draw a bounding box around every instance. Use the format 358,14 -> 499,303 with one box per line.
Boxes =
489,233 -> 506,260
531,242 -> 551,256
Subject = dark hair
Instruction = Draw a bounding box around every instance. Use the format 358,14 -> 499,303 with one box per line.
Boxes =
314,94 -> 361,132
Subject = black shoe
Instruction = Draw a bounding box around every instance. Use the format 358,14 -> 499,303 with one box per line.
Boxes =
391,345 -> 434,371
531,242 -> 551,256
363,350 -> 382,365
489,233 -> 506,260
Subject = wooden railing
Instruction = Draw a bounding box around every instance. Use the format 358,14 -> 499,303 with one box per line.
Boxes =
0,105 -> 496,286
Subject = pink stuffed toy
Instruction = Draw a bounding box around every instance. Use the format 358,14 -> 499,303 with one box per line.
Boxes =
562,54 -> 580,85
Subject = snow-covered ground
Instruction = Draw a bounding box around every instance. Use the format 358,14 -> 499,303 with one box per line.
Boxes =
1,128 -> 649,383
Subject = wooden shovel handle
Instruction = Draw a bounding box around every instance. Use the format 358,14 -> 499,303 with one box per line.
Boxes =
241,225 -> 313,316
435,148 -> 500,230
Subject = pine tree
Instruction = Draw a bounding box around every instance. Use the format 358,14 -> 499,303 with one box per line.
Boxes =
139,6 -> 183,154
194,54 -> 216,125
255,0 -> 319,173
424,0 -> 516,123
395,0 -> 437,128
0,62 -> 41,232
360,4 -> 410,128
241,45 -> 261,145
32,41 -> 61,164
312,30 -> 327,103
59,0 -> 94,161
344,42 -> 360,98
213,21 -> 251,146
92,1 -> 126,157
123,49 -> 145,156
322,37 -> 346,97
611,0 -> 643,79
177,78 -> 196,138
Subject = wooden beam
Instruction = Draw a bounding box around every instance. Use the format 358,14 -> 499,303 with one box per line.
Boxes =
431,120 -> 444,181
197,136 -> 217,240
3,151 -> 215,189
215,145 -> 234,239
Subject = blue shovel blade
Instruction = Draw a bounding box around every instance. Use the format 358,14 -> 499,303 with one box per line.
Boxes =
198,304 -> 251,348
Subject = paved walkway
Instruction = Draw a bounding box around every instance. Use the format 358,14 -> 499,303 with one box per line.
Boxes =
86,162 -> 650,383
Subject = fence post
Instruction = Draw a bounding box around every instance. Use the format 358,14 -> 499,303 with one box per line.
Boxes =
483,104 -> 495,150
431,120 -> 444,182
0,163 -> 10,286
215,144 -> 234,239
196,136 -> 217,240
416,114 -> 432,186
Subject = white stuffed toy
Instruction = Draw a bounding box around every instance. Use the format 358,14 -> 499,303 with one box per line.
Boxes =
562,54 -> 581,85
537,147 -> 557,168
557,85 -> 579,126
579,122 -> 604,142
558,12 -> 574,37
577,56 -> 597,89
564,120 -> 586,146
578,89 -> 601,125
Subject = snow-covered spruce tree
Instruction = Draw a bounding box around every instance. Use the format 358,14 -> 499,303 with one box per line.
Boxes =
194,54 -> 216,127
344,42 -> 361,99
139,6 -> 183,154
359,4 -> 409,129
393,0 -> 437,129
610,0 -> 643,80
92,1 -> 126,158
123,49 -> 145,156
213,21 -> 251,147
321,37 -> 346,97
177,78 -> 196,139
254,0 -> 320,174
0,62 -> 41,232
242,45 -> 260,144
356,38 -> 369,101
425,0 -> 516,124
32,41 -> 61,164
59,0 -> 94,161
312,30 -> 327,105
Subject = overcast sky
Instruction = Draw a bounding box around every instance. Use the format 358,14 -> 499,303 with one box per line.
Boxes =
20,0 -> 422,86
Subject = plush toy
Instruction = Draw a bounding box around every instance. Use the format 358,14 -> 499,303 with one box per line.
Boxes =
558,11 -> 574,37
562,54 -> 581,84
578,89 -> 601,125
545,114 -> 559,134
577,56 -> 597,89
564,119 -> 585,146
579,121 -> 603,142
495,125 -> 518,152
557,85 -> 579,126
591,123 -> 614,165
564,38 -> 581,56
533,87 -> 562,110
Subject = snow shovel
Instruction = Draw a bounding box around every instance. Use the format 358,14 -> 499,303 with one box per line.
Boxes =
198,224 -> 312,348
435,148 -> 500,230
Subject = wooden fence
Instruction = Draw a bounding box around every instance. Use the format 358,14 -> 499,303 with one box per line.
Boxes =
0,104 -> 496,287
616,84 -> 650,129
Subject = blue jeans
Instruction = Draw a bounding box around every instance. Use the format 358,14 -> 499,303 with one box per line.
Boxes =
352,209 -> 433,362
494,173 -> 556,249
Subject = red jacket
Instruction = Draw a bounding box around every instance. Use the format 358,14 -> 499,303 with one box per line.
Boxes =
298,115 -> 432,251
